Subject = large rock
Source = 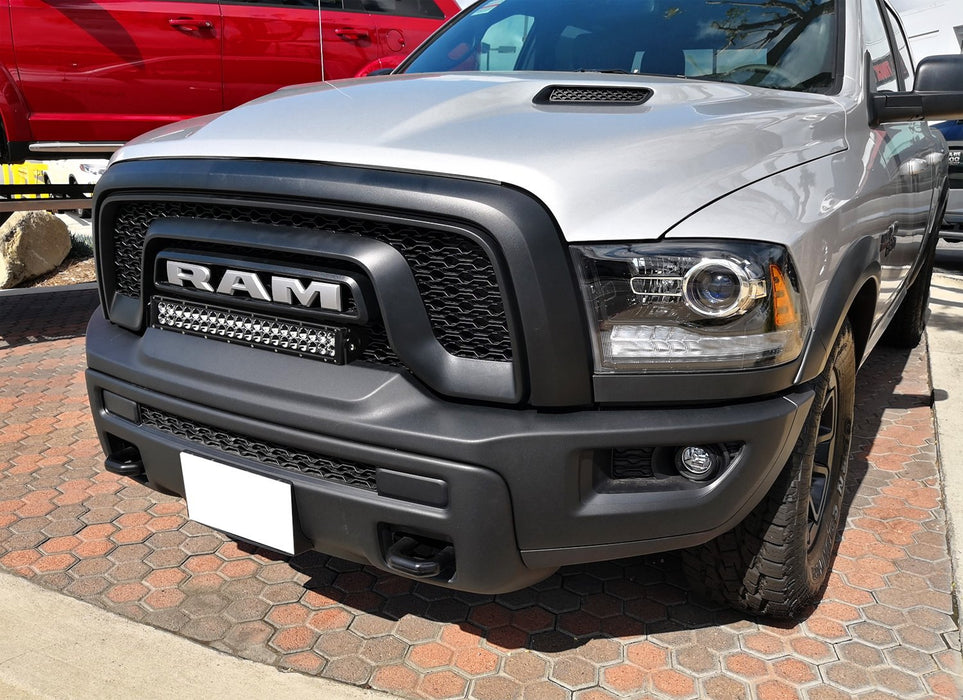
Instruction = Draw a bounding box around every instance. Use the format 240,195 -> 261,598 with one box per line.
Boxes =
0,211 -> 71,288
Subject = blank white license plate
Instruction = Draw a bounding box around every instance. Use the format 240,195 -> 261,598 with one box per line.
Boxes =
181,452 -> 295,555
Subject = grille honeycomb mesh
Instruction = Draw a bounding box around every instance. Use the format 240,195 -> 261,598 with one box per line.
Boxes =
548,87 -> 651,104
140,406 -> 378,491
360,321 -> 399,366
110,200 -> 512,362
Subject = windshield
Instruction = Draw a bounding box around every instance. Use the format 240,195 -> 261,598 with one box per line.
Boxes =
403,0 -> 838,93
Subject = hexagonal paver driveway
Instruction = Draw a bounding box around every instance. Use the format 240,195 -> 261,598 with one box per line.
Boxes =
2,288 -> 961,699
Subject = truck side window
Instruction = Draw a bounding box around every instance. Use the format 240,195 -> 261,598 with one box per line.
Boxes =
862,0 -> 898,92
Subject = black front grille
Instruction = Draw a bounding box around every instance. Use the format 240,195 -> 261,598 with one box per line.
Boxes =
361,321 -> 400,366
111,200 -> 512,362
140,406 -> 378,491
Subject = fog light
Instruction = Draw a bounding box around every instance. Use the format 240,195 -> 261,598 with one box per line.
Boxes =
675,445 -> 720,481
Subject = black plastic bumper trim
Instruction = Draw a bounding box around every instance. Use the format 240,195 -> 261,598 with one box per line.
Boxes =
102,390 -> 139,423
87,371 -> 550,594
87,309 -> 814,591
377,469 -> 449,508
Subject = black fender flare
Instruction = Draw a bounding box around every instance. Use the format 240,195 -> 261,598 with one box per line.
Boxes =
794,235 -> 880,385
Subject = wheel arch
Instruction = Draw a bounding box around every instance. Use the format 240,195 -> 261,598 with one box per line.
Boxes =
794,236 -> 880,385
846,280 -> 877,368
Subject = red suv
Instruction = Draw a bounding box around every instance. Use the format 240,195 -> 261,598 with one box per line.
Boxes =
0,0 -> 465,162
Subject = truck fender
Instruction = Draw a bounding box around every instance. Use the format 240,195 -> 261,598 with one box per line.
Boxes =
794,235 -> 879,385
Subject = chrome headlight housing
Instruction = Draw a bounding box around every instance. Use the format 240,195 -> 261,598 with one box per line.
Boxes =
572,241 -> 807,373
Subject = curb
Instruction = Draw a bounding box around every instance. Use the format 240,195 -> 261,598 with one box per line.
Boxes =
0,282 -> 98,298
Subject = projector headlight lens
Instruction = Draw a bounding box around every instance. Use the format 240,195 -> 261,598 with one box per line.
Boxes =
682,258 -> 765,318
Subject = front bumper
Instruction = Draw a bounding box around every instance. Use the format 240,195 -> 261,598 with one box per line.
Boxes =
87,312 -> 813,593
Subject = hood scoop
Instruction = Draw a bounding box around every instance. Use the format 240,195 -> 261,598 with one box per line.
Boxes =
535,85 -> 653,106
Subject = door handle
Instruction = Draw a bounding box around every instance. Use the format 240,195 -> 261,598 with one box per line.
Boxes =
334,27 -> 370,41
169,17 -> 215,35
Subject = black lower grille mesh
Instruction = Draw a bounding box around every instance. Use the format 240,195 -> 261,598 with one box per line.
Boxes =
610,448 -> 656,479
110,200 -> 512,362
140,406 -> 378,491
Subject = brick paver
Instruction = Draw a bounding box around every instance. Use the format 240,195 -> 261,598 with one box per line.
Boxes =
1,288 -> 961,699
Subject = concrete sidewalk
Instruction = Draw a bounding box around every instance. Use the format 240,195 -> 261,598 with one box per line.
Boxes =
928,255 -> 963,617
0,570 -> 391,700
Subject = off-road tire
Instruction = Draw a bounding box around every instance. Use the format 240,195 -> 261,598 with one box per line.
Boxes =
682,321 -> 855,618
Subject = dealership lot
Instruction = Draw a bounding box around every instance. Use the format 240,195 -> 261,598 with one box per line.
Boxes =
0,256 -> 960,699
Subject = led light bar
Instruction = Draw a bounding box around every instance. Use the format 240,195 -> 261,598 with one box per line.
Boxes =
151,297 -> 350,364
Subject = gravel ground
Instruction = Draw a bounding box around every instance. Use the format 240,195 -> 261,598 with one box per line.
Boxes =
20,255 -> 96,288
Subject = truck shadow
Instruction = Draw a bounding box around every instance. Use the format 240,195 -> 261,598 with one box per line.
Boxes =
0,287 -> 99,349
279,342 -> 925,651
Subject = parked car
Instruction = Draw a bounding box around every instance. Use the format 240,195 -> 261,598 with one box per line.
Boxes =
934,119 -> 963,241
36,159 -> 108,218
0,0 -> 468,162
87,0 -> 963,617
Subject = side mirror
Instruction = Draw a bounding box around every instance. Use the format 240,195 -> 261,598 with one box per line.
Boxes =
872,54 -> 963,125
916,54 -> 963,92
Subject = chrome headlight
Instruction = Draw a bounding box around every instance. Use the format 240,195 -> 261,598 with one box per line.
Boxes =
572,241 -> 807,373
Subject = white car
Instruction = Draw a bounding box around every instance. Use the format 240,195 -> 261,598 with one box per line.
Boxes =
36,159 -> 107,217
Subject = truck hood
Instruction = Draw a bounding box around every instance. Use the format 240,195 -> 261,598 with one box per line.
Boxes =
114,73 -> 847,242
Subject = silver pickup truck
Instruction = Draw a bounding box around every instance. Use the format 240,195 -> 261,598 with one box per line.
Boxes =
86,0 -> 963,618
